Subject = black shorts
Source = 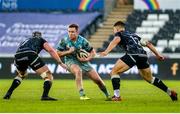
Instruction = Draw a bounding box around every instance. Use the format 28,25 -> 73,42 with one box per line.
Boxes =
14,51 -> 45,71
120,54 -> 150,69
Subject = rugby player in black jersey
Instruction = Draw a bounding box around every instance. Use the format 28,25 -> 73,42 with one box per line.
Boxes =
99,21 -> 178,101
3,31 -> 67,101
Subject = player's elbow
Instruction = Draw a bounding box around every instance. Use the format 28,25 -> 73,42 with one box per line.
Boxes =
56,51 -> 63,57
146,41 -> 153,48
140,39 -> 149,47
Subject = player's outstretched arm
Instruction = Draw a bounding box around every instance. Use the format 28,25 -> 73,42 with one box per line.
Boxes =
43,42 -> 67,69
146,41 -> 165,61
99,36 -> 121,56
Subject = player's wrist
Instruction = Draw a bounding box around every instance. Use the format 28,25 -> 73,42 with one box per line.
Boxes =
104,51 -> 108,55
57,60 -> 63,64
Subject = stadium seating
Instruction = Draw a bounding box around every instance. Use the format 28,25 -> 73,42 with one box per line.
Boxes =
98,9 -> 180,53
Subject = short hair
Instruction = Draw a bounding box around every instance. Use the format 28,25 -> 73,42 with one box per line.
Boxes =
68,24 -> 79,31
113,21 -> 125,28
32,31 -> 42,38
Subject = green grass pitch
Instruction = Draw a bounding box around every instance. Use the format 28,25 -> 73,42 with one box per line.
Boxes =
0,79 -> 179,113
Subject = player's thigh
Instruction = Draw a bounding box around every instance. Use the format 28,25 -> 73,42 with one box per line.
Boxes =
87,69 -> 104,82
35,65 -> 50,75
14,62 -> 28,75
31,61 -> 53,79
28,55 -> 52,78
14,54 -> 29,77
80,62 -> 93,72
111,59 -> 130,75
139,67 -> 153,82
29,55 -> 45,71
69,64 -> 82,75
136,55 -> 149,69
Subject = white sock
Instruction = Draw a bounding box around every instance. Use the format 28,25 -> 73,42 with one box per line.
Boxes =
151,77 -> 155,84
114,89 -> 120,97
167,88 -> 171,96
14,76 -> 22,82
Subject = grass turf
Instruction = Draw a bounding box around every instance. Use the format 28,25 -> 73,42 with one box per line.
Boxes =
0,79 -> 179,113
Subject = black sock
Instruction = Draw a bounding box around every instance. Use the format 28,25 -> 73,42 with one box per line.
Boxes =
152,77 -> 168,93
42,81 -> 52,97
111,77 -> 120,90
6,79 -> 21,95
99,85 -> 110,97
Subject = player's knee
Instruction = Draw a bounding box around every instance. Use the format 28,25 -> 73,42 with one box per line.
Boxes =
139,70 -> 152,82
16,70 -> 28,79
14,76 -> 23,82
40,70 -> 53,81
74,69 -> 82,76
145,76 -> 153,83
75,73 -> 82,80
110,67 -> 119,75
110,70 -> 117,76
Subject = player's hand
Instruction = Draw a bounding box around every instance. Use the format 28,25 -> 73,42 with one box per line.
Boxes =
59,63 -> 68,70
156,54 -> 165,61
78,57 -> 89,62
77,55 -> 90,62
99,51 -> 108,57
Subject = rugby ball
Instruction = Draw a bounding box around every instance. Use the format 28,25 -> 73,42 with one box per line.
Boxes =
77,49 -> 90,58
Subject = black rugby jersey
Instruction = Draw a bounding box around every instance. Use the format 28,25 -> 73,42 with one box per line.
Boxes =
115,31 -> 147,55
16,37 -> 47,54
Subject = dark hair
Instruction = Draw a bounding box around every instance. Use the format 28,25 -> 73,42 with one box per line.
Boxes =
113,21 -> 125,28
32,31 -> 42,38
68,24 -> 79,31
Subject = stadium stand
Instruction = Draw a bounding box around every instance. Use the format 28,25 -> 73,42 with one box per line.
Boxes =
1,0 -> 180,54
97,9 -> 180,53
90,5 -> 133,52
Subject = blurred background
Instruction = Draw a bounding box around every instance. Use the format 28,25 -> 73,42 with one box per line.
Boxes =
0,0 -> 179,80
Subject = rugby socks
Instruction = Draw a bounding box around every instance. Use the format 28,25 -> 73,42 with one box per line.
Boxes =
111,75 -> 120,97
151,77 -> 171,95
99,85 -> 110,97
7,77 -> 22,93
4,76 -> 22,98
79,88 -> 85,96
42,80 -> 52,98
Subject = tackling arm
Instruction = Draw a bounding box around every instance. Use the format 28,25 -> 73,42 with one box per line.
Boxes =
100,36 -> 121,56
146,41 -> 165,61
43,42 -> 63,64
